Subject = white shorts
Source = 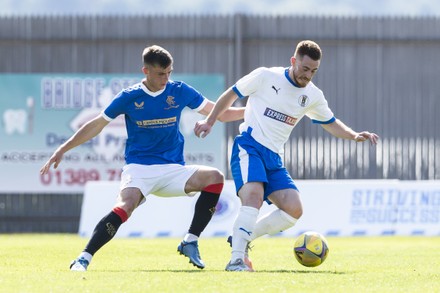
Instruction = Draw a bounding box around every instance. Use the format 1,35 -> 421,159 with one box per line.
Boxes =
120,163 -> 200,201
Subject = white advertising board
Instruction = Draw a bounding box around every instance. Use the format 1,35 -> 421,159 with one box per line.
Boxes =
79,180 -> 440,238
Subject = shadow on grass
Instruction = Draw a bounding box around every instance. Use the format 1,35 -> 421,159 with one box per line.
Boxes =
255,269 -> 346,274
125,269 -> 347,274
95,269 -> 205,273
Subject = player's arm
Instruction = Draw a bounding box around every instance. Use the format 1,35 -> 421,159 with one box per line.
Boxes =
40,115 -> 109,174
195,88 -> 240,137
321,119 -> 379,145
200,100 -> 244,123
198,88 -> 242,122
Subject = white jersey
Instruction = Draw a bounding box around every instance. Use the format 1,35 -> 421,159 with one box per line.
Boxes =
233,67 -> 335,154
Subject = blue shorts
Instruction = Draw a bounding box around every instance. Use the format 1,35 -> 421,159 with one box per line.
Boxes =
230,130 -> 298,204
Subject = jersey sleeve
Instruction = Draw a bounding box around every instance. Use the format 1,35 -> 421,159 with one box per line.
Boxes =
102,91 -> 126,121
306,94 -> 336,124
180,82 -> 206,111
232,67 -> 266,99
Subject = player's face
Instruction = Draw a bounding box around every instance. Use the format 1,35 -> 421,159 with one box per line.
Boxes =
290,55 -> 320,87
143,64 -> 173,92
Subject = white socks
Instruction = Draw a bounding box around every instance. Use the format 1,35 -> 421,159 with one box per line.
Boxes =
230,207 -> 298,261
183,233 -> 199,243
250,209 -> 297,241
78,251 -> 93,263
231,206 -> 259,261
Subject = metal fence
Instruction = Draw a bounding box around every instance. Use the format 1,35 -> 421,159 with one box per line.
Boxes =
0,193 -> 82,232
1,15 -> 439,232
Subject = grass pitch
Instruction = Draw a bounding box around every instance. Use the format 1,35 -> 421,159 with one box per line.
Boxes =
0,234 -> 439,292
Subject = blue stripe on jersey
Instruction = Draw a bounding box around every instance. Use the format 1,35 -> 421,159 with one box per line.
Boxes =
232,85 -> 245,98
284,68 -> 301,88
312,117 -> 336,124
104,80 -> 205,165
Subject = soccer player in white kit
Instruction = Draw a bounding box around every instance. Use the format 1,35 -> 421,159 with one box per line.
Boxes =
194,40 -> 379,271
40,45 -> 244,271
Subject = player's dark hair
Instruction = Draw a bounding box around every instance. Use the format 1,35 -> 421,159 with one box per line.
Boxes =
142,45 -> 173,68
294,40 -> 322,61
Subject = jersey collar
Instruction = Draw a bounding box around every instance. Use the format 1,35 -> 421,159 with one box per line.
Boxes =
141,79 -> 167,97
284,68 -> 301,88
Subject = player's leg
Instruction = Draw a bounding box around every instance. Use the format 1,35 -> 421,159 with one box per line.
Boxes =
183,166 -> 224,241
248,152 -> 302,242
226,182 -> 263,272
177,166 -> 224,269
250,188 -> 302,242
70,187 -> 143,271
70,164 -> 150,271
226,134 -> 267,271
154,164 -> 224,269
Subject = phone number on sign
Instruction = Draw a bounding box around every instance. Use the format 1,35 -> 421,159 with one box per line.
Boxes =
40,169 -> 122,185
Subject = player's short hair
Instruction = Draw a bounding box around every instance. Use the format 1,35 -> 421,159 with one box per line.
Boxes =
142,45 -> 173,68
294,40 -> 322,61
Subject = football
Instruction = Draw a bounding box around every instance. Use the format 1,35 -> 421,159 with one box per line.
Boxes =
293,231 -> 329,267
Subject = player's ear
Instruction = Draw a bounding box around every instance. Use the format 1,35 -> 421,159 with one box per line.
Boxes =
142,66 -> 148,75
290,56 -> 297,66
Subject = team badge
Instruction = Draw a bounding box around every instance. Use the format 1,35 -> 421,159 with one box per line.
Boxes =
298,95 -> 309,107
165,96 -> 179,110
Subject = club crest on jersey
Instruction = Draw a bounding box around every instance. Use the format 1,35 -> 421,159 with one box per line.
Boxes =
298,95 -> 309,107
134,101 -> 144,109
165,96 -> 179,110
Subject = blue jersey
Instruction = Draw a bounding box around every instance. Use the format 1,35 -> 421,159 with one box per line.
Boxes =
102,80 -> 207,165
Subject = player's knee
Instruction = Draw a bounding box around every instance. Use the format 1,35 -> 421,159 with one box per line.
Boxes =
208,169 -> 224,185
283,203 -> 303,219
241,193 -> 264,209
215,169 -> 225,182
116,193 -> 142,217
293,205 -> 303,219
287,192 -> 303,219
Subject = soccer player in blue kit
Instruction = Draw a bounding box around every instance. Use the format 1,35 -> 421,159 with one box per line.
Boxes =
40,45 -> 244,271
194,40 -> 379,271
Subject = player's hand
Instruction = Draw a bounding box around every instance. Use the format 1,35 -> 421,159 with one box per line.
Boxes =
40,151 -> 64,174
354,131 -> 379,145
194,120 -> 212,138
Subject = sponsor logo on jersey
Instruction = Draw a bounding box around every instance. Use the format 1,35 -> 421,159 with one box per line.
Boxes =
165,96 -> 179,110
135,117 -> 177,127
134,101 -> 144,109
264,107 -> 297,126
298,95 -> 309,107
272,85 -> 281,94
